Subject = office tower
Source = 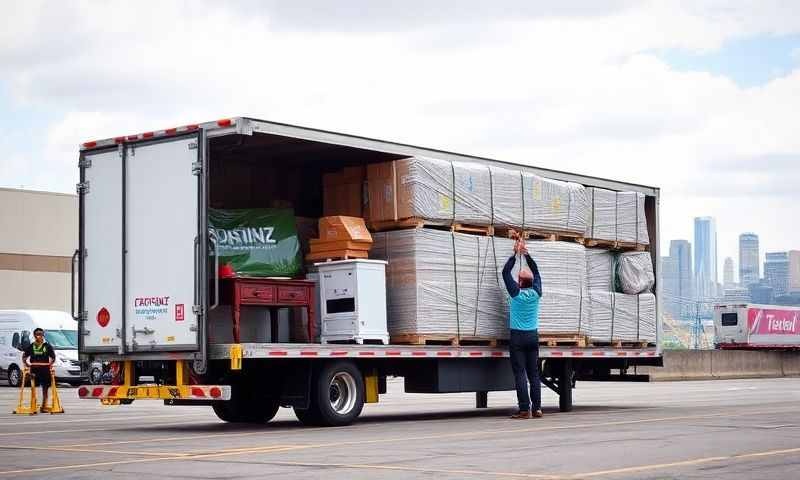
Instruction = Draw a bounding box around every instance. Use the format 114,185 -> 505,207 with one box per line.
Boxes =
764,252 -> 790,296
789,251 -> 800,294
739,233 -> 760,287
723,257 -> 734,286
694,217 -> 717,300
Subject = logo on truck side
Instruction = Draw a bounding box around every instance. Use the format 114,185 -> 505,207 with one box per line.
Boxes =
748,308 -> 800,335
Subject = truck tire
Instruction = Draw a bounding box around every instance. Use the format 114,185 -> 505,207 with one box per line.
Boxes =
311,361 -> 365,427
7,365 -> 21,388
213,394 -> 280,423
293,405 -> 321,426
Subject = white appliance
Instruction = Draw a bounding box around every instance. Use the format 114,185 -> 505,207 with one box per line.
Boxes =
315,260 -> 388,345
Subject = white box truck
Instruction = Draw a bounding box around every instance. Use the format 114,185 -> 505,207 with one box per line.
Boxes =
75,117 -> 662,426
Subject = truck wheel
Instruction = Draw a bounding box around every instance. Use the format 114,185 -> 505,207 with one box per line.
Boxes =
213,396 -> 280,423
313,361 -> 364,427
294,405 -> 321,426
8,365 -> 21,388
213,400 -> 247,423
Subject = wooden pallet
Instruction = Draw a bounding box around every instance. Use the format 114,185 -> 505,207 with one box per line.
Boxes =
525,230 -> 585,244
369,218 -> 492,236
585,239 -> 647,252
390,334 -> 507,347
589,340 -> 654,348
539,333 -> 587,348
305,249 -> 370,262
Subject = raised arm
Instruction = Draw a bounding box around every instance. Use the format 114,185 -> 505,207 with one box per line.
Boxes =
503,255 -> 520,298
524,253 -> 542,297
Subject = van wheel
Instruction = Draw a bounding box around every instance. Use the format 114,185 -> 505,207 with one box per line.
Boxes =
8,366 -> 21,388
311,361 -> 364,427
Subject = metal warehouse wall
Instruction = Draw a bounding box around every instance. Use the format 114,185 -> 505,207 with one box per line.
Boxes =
0,188 -> 77,311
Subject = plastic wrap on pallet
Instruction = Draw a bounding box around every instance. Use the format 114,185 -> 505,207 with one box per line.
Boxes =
453,161 -> 492,226
617,192 -> 649,244
521,174 -> 590,235
489,166 -> 523,228
587,291 -> 613,341
495,238 -> 588,334
586,188 -> 617,241
616,251 -> 655,294
397,157 -> 454,222
586,249 -> 615,291
476,237 -> 509,338
612,293 -> 638,341
638,293 -> 657,343
372,229 -> 506,338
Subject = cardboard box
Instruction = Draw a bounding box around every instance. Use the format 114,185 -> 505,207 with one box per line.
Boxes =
318,216 -> 373,243
323,167 -> 364,217
367,161 -> 398,222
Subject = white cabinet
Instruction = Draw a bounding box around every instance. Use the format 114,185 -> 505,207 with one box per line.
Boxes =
315,260 -> 388,345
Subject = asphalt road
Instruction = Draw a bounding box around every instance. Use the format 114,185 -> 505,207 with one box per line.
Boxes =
1,377 -> 799,479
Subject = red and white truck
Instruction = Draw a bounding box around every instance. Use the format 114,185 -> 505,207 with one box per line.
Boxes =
74,117 -> 662,426
715,304 -> 800,350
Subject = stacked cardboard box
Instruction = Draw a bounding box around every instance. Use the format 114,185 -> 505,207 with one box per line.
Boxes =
323,166 -> 366,218
305,216 -> 373,262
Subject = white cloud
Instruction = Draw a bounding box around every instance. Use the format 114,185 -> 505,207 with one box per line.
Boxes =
1,1 -> 799,270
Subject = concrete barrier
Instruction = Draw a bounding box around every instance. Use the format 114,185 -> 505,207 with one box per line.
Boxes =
639,350 -> 712,381
639,350 -> 800,381
711,350 -> 783,379
781,352 -> 800,376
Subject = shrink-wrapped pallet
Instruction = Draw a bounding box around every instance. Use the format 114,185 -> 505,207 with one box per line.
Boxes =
585,188 -> 650,245
395,157 -> 454,222
453,161 -> 492,226
638,293 -> 657,343
489,166 -> 523,228
587,291 -> 614,341
617,192 -> 649,244
372,229 -> 506,338
494,238 -> 588,334
586,249 -> 615,291
521,174 -> 590,235
617,251 -> 655,294
586,188 -> 617,241
612,293 -> 639,341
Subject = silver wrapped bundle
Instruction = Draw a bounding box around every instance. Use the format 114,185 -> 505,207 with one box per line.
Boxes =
495,238 -> 588,334
397,157 -> 454,222
612,293 -> 638,341
617,192 -> 649,245
586,188 -> 617,241
453,161 -> 492,226
489,166 -> 523,228
372,229 -> 507,338
585,188 -> 650,245
586,249 -> 615,291
638,293 -> 657,343
521,173 -> 590,235
587,291 -> 614,341
617,251 -> 655,294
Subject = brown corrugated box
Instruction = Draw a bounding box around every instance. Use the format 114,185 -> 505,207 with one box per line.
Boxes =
367,161 -> 398,222
323,167 -> 364,218
318,216 -> 373,243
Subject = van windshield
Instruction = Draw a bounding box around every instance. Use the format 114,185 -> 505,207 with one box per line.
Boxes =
45,330 -> 78,350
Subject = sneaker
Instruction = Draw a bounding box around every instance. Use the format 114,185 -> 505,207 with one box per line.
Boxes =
510,411 -> 532,419
532,410 -> 543,418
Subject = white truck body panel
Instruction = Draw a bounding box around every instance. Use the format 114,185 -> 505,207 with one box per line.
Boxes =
125,138 -> 199,352
83,149 -> 124,352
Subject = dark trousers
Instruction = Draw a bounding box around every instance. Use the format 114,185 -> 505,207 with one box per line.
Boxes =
509,329 -> 541,412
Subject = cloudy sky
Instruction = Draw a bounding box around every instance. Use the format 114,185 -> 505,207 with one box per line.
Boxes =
2,1 -> 798,281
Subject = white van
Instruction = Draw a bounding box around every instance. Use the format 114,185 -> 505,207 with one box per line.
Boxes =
0,310 -> 84,387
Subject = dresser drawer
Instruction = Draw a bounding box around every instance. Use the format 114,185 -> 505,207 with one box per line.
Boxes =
277,286 -> 308,303
240,285 -> 275,303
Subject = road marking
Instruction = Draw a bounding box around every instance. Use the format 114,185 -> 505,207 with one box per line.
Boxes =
571,446 -> 800,478
1,407 -> 797,477
268,460 -> 560,479
0,411 -> 210,427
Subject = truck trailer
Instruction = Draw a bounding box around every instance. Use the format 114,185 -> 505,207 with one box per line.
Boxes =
715,303 -> 800,350
74,117 -> 663,426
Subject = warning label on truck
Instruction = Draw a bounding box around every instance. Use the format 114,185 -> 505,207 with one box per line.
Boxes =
134,296 -> 170,320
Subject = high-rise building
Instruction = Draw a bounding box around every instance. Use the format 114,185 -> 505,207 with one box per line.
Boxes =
723,257 -> 735,286
749,282 -> 774,304
694,217 -> 717,300
662,240 -> 693,319
764,252 -> 790,296
723,286 -> 750,304
739,233 -> 760,287
789,250 -> 800,294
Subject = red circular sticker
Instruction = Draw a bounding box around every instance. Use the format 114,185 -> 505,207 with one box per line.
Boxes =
97,307 -> 110,327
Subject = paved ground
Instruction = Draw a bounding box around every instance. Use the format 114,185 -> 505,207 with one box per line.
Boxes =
1,377 -> 799,479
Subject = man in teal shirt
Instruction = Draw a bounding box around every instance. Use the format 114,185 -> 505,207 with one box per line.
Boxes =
502,238 -> 542,419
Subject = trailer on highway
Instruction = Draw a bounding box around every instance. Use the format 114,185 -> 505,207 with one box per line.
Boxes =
74,117 -> 663,426
715,303 -> 800,350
